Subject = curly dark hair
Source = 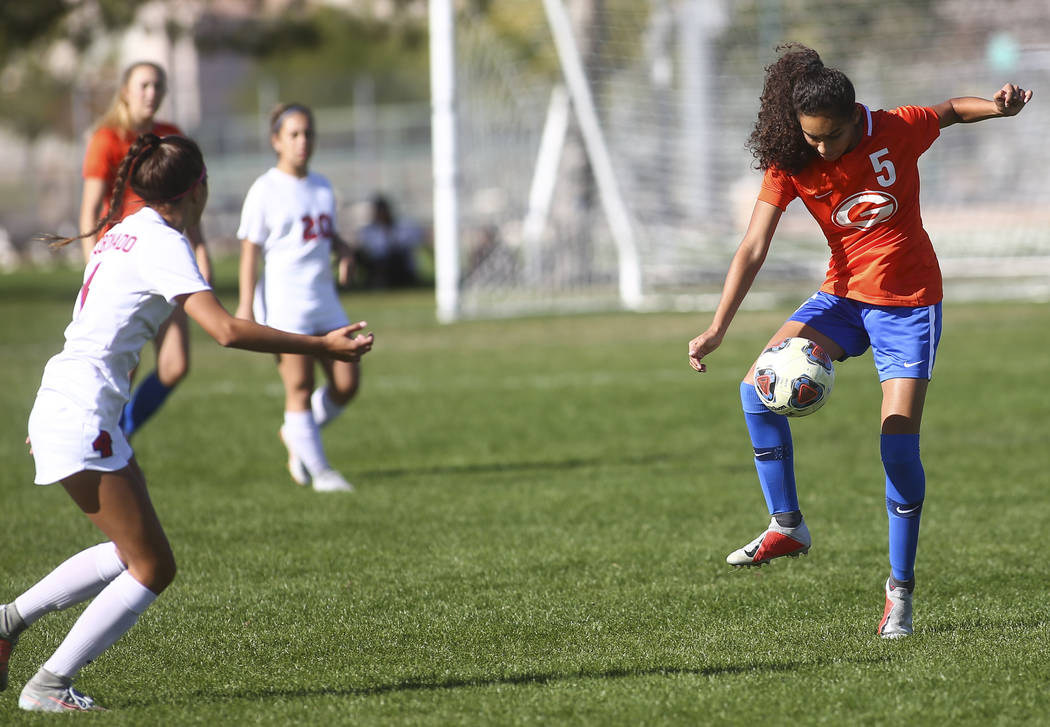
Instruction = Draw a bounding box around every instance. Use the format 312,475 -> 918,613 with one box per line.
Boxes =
45,133 -> 206,248
747,43 -> 856,174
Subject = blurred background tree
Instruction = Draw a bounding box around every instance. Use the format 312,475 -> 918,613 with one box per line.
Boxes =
0,1 -> 150,139
0,1 -> 432,143
0,1 -> 435,252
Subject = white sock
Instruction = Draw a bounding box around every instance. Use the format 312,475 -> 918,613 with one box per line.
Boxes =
283,410 -> 330,475
14,542 -> 126,626
311,386 -> 345,429
42,571 -> 156,679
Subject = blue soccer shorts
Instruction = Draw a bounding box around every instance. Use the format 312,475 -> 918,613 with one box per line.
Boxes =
787,292 -> 942,382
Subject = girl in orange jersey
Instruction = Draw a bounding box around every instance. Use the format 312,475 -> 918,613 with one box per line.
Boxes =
687,44 -> 1031,638
79,61 -> 212,439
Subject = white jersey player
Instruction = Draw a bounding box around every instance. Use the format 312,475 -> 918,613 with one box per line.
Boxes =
237,167 -> 348,334
2,133 -> 373,712
236,103 -> 361,493
30,207 -> 210,484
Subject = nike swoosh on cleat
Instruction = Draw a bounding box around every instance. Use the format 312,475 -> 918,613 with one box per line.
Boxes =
743,543 -> 761,558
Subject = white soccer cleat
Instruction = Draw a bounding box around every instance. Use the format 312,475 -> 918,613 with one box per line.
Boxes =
312,469 -> 355,493
878,578 -> 914,639
726,517 -> 811,567
279,427 -> 311,486
19,673 -> 104,712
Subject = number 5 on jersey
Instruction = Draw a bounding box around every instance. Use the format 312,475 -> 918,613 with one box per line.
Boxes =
869,148 -> 896,187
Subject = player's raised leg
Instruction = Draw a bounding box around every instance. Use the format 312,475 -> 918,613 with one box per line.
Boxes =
312,357 -> 360,429
727,320 -> 843,567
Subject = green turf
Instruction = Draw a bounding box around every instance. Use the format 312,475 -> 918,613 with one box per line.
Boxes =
1,266 -> 1049,725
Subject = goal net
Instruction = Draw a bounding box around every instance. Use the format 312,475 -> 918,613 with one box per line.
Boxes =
436,0 -> 1050,319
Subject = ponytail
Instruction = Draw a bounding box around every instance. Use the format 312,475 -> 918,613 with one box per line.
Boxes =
42,133 -> 205,249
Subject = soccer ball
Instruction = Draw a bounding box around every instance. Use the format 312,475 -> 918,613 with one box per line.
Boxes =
753,337 -> 835,417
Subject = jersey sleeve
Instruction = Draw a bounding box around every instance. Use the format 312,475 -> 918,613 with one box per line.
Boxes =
890,105 -> 940,155
757,167 -> 799,210
82,128 -> 121,180
236,178 -> 269,245
140,230 -> 211,303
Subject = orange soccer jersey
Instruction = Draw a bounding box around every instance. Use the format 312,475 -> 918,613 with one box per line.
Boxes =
758,104 -> 942,307
82,121 -> 183,225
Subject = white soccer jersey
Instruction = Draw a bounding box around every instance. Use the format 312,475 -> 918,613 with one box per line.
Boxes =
29,207 -> 210,483
237,167 -> 349,334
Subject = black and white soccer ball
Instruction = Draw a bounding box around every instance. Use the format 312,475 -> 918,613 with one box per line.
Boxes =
753,337 -> 835,417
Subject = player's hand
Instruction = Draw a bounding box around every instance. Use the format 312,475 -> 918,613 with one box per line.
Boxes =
323,321 -> 374,361
26,436 -> 33,455
994,83 -> 1032,116
688,328 -> 724,373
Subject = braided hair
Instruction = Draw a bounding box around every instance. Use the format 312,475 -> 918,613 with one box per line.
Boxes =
47,134 -> 205,248
747,43 -> 856,174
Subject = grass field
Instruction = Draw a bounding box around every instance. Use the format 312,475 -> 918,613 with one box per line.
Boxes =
1,266 -> 1049,725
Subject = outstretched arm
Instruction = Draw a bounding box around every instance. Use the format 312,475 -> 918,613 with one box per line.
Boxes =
688,200 -> 783,373
181,289 -> 373,362
933,83 -> 1032,128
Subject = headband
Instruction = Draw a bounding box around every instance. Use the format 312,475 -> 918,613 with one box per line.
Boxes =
271,104 -> 312,134
166,164 -> 207,202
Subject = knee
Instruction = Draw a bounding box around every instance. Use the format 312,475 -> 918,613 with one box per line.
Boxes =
127,551 -> 177,594
157,358 -> 189,387
147,556 -> 177,594
880,433 -> 921,464
328,379 -> 359,406
881,433 -> 925,503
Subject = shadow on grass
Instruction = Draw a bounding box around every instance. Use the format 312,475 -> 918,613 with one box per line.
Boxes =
174,654 -> 895,706
355,451 -> 691,481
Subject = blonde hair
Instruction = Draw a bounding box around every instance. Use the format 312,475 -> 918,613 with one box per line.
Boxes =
94,61 -> 168,132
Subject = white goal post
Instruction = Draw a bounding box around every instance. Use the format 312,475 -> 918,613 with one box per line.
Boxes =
431,0 -> 1050,321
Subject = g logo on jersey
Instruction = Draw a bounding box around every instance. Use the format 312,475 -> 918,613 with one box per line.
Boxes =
831,191 -> 898,230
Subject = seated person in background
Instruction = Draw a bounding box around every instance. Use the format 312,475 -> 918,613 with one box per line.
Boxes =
354,194 -> 427,288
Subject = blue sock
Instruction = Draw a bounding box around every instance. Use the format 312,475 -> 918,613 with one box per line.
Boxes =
120,371 -> 174,437
740,381 -> 798,515
882,433 -> 925,583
